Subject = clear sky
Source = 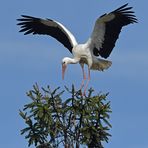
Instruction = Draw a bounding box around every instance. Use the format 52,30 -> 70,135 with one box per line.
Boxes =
0,0 -> 148,148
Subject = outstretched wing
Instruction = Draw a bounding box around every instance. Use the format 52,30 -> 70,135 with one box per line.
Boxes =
89,3 -> 137,58
17,15 -> 78,53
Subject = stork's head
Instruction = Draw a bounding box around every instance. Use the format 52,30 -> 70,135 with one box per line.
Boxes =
62,57 -> 80,80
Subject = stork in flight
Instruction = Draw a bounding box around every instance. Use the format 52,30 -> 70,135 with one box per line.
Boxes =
17,3 -> 137,95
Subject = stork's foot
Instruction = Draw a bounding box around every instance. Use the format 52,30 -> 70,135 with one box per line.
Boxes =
78,89 -> 86,97
82,91 -> 87,97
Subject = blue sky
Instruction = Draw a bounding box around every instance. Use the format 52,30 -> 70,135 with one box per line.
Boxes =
0,0 -> 148,148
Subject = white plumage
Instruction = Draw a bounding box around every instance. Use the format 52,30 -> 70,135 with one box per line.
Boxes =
17,3 -> 137,95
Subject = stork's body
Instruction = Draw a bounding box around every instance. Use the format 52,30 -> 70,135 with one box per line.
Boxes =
17,3 -> 137,95
61,40 -> 112,93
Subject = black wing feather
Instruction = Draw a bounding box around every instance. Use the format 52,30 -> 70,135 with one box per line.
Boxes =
17,15 -> 75,53
94,3 -> 137,58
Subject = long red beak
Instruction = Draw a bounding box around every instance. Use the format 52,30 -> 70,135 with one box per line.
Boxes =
62,64 -> 67,80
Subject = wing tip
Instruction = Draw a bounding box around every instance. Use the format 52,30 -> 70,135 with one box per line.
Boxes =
114,3 -> 129,11
113,3 -> 138,24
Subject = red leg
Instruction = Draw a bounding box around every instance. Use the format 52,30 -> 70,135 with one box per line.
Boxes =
80,64 -> 86,90
83,67 -> 90,96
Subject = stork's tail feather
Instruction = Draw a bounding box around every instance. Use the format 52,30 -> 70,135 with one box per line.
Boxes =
98,59 -> 112,71
91,58 -> 112,71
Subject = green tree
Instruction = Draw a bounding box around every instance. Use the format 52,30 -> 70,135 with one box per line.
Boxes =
19,84 -> 112,148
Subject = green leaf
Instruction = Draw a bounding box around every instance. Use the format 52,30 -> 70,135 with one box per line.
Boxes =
19,84 -> 112,148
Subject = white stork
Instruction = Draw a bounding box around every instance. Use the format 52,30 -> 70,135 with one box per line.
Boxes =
17,3 -> 137,95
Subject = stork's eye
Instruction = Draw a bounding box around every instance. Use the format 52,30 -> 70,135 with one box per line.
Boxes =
62,61 -> 66,64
